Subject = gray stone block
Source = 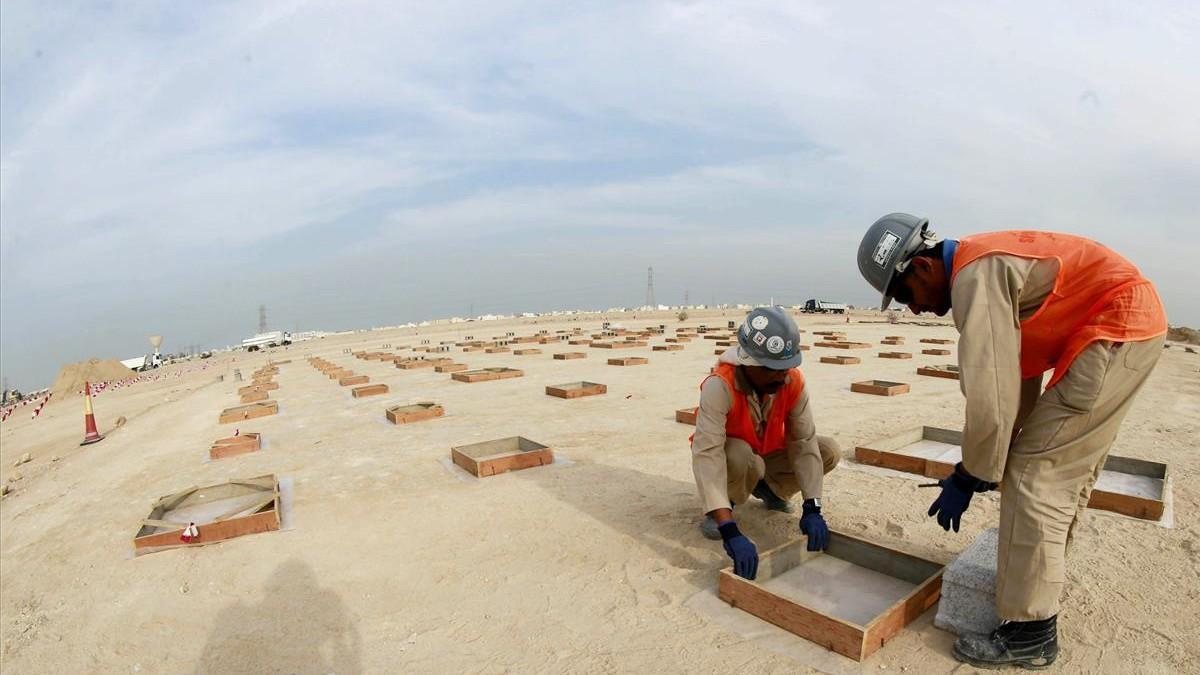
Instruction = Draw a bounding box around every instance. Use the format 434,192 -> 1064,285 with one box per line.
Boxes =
934,527 -> 1001,636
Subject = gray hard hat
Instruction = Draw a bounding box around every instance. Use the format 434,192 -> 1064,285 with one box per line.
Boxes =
735,306 -> 803,370
856,213 -> 938,310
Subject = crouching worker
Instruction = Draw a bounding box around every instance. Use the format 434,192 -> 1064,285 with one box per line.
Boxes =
690,306 -> 840,580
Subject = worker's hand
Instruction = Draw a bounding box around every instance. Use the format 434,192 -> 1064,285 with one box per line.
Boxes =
718,521 -> 758,580
799,500 -> 829,551
927,463 -> 996,532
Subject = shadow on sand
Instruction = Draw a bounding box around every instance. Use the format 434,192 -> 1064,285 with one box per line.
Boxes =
514,459 -> 795,590
195,558 -> 361,675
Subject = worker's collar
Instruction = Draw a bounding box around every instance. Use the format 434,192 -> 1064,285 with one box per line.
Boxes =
942,238 -> 959,305
942,238 -> 958,280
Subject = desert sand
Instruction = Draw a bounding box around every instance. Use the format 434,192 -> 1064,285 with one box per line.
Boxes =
2,309 -> 1198,674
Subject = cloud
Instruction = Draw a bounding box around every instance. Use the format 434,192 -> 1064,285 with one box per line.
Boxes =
2,1 -> 1198,388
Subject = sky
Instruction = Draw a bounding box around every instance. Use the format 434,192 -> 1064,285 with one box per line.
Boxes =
2,1 -> 1198,390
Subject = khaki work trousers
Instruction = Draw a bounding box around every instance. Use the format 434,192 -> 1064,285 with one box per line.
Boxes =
725,436 -> 840,506
996,336 -> 1164,621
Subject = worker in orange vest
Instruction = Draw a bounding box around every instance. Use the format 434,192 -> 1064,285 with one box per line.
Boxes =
691,306 -> 840,580
858,214 -> 1167,670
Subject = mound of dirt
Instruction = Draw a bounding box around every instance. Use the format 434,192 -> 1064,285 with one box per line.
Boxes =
49,359 -> 136,400
1167,325 -> 1200,345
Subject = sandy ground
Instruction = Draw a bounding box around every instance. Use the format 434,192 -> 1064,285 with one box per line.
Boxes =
2,310 -> 1198,674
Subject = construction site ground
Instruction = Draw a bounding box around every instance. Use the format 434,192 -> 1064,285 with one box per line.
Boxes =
2,310 -> 1197,674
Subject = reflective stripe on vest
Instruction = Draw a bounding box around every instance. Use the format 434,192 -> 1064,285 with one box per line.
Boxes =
951,231 -> 1167,388
690,362 -> 804,456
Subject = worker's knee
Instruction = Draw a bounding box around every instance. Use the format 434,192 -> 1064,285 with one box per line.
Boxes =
817,435 -> 841,474
724,438 -> 763,481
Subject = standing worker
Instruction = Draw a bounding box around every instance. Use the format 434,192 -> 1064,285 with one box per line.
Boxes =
857,215 -> 1166,669
691,306 -> 840,580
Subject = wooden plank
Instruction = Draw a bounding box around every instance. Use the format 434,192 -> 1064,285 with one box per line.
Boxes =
351,384 -> 389,398
339,375 -> 370,386
718,532 -> 943,661
545,381 -> 607,399
719,570 -> 866,660
820,356 -> 860,365
450,436 -> 554,477
553,352 -> 586,360
608,357 -> 648,366
916,364 -> 960,380
219,401 -> 278,424
851,380 -> 910,396
675,407 -> 698,425
878,352 -> 912,359
922,349 -> 952,356
386,403 -> 445,425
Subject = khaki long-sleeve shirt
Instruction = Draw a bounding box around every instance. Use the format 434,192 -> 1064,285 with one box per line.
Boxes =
951,254 -> 1058,482
691,365 -> 824,513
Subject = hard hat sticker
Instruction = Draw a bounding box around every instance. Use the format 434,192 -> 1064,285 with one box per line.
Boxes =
766,336 -> 785,354
753,331 -> 767,346
751,315 -> 769,330
873,230 -> 901,268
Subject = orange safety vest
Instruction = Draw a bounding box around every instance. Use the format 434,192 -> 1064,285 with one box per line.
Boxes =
691,362 -> 805,456
951,231 -> 1167,388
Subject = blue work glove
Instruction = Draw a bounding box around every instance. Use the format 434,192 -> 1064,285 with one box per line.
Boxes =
799,499 -> 829,551
928,462 -> 997,532
718,521 -> 758,580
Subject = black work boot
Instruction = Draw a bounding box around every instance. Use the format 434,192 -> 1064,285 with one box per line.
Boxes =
752,480 -> 795,513
954,615 -> 1059,670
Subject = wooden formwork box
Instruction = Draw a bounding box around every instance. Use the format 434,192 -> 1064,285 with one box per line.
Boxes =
718,532 -> 943,661
514,349 -> 542,355
435,363 -> 469,373
462,346 -> 485,352
568,339 -> 593,346
238,383 -> 279,395
676,407 -> 698,425
855,426 -> 1168,520
920,338 -> 955,344
608,357 -> 648,366
133,474 -> 281,555
554,352 -> 586,360
591,341 -> 647,349
351,384 -> 389,398
817,341 -> 872,349
327,369 -> 352,380
881,338 -> 905,345
545,381 -> 607,399
219,401 -> 279,424
884,336 -> 903,340
451,367 -> 525,383
240,390 -> 270,404
251,377 -> 274,386
716,340 -> 735,347
485,347 -> 511,354
922,349 -> 952,356
916,364 -> 960,380
714,348 -> 726,356
396,360 -> 436,370
666,337 -> 691,343
654,344 -> 684,352
339,375 -> 370,386
386,402 -> 445,425
209,433 -> 262,460
511,336 -> 540,344
451,437 -> 554,478
851,380 -> 910,396
878,352 -> 912,360
820,356 -> 861,365
813,331 -> 846,337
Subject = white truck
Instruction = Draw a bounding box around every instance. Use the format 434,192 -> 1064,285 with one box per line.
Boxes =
803,299 -> 848,314
241,331 -> 291,352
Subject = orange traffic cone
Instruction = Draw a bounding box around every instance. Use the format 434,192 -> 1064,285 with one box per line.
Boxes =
81,381 -> 105,446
